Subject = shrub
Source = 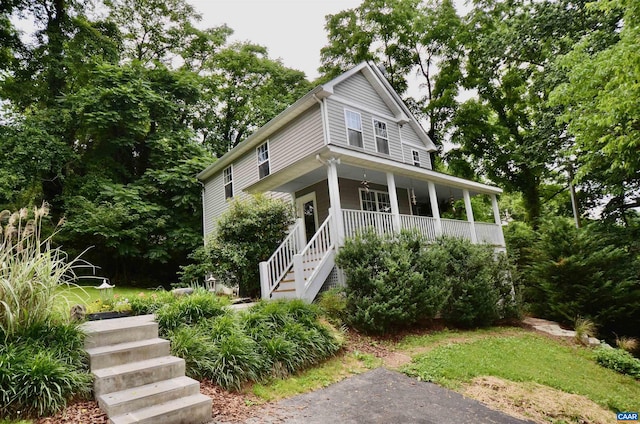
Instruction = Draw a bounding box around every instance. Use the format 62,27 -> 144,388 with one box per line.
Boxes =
336,230 -> 451,334
594,346 -> 640,379
526,217 -> 640,338
0,322 -> 91,419
153,289 -> 228,335
317,288 -> 347,326
336,231 -> 517,333
179,194 -> 294,298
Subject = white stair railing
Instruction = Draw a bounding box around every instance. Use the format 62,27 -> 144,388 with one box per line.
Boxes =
259,219 -> 304,299
293,214 -> 335,302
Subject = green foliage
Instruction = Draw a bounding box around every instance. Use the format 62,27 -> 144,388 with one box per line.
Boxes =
0,205 -> 91,338
594,346 -> 640,379
525,217 -> 640,338
182,194 -> 294,298
317,288 -> 348,326
0,322 -> 91,419
137,295 -> 340,391
336,231 -> 518,333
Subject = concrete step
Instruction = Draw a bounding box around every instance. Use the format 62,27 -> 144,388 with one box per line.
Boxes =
98,376 -> 200,417
108,393 -> 211,424
87,338 -> 170,370
83,315 -> 158,349
93,356 -> 185,397
271,289 -> 297,300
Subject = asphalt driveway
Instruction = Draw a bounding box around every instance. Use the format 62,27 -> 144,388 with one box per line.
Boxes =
221,368 -> 534,424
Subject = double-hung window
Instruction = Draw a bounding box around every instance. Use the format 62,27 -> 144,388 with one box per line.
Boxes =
412,149 -> 420,167
373,119 -> 389,155
223,166 -> 233,199
257,142 -> 270,179
344,110 -> 363,148
359,189 -> 391,213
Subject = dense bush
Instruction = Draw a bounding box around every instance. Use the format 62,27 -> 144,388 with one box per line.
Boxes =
0,322 -> 91,419
317,288 -> 348,326
594,346 -> 640,379
138,296 -> 341,390
179,194 -> 294,298
522,217 -> 640,338
336,231 -> 518,334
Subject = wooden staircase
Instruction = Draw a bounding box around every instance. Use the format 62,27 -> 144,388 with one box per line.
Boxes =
82,315 -> 212,424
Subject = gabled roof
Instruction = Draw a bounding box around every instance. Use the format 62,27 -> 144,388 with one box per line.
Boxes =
197,62 -> 437,181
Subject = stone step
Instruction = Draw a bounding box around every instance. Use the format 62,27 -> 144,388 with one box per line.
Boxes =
87,338 -> 171,371
93,356 -> 185,397
108,393 -> 212,424
98,376 -> 200,418
83,315 -> 158,349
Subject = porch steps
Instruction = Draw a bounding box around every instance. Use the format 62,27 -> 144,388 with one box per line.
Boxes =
82,315 -> 211,424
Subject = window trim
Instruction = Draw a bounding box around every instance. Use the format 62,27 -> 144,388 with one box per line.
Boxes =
257,141 -> 270,179
223,165 -> 233,199
411,149 -> 421,167
344,109 -> 363,148
372,118 -> 390,155
359,188 -> 392,213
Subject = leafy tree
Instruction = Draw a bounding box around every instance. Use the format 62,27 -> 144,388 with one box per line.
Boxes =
550,0 -> 639,221
197,42 -> 312,157
183,195 -> 294,298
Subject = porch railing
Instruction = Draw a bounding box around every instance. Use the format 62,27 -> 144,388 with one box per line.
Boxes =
399,215 -> 439,240
341,209 -> 504,246
343,209 -> 395,239
259,219 -> 303,299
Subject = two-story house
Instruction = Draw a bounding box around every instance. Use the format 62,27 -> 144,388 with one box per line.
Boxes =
197,62 -> 505,302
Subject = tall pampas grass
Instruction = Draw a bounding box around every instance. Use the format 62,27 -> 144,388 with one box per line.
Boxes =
0,203 -> 92,339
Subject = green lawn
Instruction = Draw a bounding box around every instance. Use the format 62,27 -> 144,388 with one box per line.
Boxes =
402,331 -> 640,412
54,285 -> 157,315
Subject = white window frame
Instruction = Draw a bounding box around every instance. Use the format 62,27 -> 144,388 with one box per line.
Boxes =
344,109 -> 363,148
257,141 -> 270,179
223,165 -> 233,199
359,188 -> 392,213
372,118 -> 389,155
411,149 -> 421,167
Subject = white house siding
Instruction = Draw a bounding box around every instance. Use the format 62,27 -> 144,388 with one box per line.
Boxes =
401,125 -> 432,170
201,106 -> 322,237
333,72 -> 393,116
270,105 -> 324,174
326,99 -> 404,164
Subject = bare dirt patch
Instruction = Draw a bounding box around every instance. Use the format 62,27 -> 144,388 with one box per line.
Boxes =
463,376 -> 616,424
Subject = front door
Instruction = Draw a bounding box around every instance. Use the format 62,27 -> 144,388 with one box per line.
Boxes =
296,192 -> 318,244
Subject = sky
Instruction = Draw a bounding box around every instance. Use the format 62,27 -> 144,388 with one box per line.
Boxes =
187,0 -> 363,80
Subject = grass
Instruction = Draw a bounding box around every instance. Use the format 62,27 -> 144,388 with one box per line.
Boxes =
402,331 -> 640,412
53,285 -> 157,316
250,351 -> 381,402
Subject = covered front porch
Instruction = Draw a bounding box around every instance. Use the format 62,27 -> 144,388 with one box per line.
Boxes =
254,145 -> 505,301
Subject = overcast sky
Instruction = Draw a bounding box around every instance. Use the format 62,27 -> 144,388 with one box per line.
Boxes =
187,0 -> 363,80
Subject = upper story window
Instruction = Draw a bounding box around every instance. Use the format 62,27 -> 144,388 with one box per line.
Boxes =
344,110 -> 363,148
359,188 -> 391,213
412,149 -> 420,167
223,166 -> 233,199
373,119 -> 389,155
257,142 -> 270,179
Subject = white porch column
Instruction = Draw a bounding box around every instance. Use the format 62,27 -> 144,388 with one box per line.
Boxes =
463,189 -> 477,243
427,181 -> 442,236
386,172 -> 401,233
491,194 -> 506,246
326,157 -> 344,245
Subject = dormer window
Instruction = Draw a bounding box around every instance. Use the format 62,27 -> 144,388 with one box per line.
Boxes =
257,142 -> 270,179
223,166 -> 233,199
344,110 -> 363,148
373,119 -> 389,154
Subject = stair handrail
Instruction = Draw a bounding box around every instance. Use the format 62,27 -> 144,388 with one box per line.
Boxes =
259,219 -> 303,299
294,213 -> 334,299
